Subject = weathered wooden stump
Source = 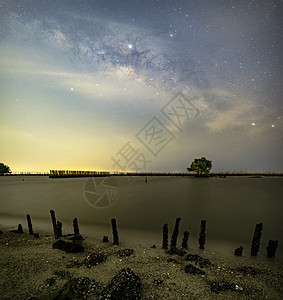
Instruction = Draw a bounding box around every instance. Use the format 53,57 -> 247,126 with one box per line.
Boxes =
18,224 -> 24,234
266,240 -> 278,258
251,223 -> 263,256
162,223 -> 168,249
50,210 -> 57,236
26,214 -> 33,235
198,220 -> 206,249
55,221 -> 63,239
170,217 -> 181,249
234,246 -> 243,256
181,231 -> 189,250
73,218 -> 80,235
111,218 -> 119,245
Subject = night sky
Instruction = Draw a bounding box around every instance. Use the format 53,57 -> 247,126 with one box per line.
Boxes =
0,0 -> 282,172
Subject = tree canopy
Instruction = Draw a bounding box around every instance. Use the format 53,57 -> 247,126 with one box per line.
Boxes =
0,163 -> 11,174
187,157 -> 212,176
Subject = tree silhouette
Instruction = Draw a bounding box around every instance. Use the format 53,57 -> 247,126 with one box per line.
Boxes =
187,157 -> 212,176
0,163 -> 11,174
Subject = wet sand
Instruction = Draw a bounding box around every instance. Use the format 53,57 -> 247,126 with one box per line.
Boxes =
0,226 -> 282,300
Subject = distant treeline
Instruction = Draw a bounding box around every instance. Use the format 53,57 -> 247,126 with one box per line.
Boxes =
0,172 -> 49,176
1,170 -> 282,178
48,170 -> 283,178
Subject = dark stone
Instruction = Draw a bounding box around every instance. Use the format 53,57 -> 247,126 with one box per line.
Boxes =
54,277 -> 102,300
111,218 -> 119,245
18,224 -> 24,234
181,231 -> 189,250
211,281 -> 240,293
33,233 -> 39,238
185,264 -> 205,275
166,248 -> 186,256
162,223 -> 168,250
26,214 -> 34,235
84,252 -> 107,267
151,244 -> 156,248
234,246 -> 243,256
170,217 -> 181,249
52,240 -> 85,253
266,240 -> 278,258
117,249 -> 134,257
251,223 -> 263,256
198,220 -> 206,249
185,254 -> 211,268
73,218 -> 80,235
45,277 -> 56,287
103,235 -> 109,242
100,268 -> 141,300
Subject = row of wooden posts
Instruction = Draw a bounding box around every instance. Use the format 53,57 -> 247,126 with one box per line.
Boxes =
14,213 -> 278,258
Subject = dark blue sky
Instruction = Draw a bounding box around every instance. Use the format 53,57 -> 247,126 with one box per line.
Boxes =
0,0 -> 282,172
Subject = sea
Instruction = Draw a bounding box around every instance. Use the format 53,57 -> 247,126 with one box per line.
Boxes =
0,175 -> 282,262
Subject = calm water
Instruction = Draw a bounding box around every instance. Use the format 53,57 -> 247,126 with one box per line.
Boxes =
0,176 -> 282,261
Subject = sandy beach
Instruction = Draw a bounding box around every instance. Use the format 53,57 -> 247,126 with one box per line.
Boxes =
0,226 -> 282,300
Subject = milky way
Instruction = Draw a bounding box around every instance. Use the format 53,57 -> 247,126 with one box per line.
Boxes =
0,0 -> 282,172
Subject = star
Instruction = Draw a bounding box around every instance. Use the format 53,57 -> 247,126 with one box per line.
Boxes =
128,44 -> 133,49
251,123 -> 256,126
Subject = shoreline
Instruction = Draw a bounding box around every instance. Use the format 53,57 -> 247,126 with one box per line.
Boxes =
1,215 -> 282,264
0,225 -> 282,299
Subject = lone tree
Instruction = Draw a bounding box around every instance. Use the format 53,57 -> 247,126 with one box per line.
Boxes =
0,163 -> 11,174
187,157 -> 212,176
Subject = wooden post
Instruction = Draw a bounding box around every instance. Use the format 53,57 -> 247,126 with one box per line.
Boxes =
170,217 -> 181,249
251,223 -> 263,256
266,240 -> 278,258
18,224 -> 23,234
198,220 -> 206,249
181,231 -> 189,250
162,223 -> 168,249
50,210 -> 57,237
73,218 -> 80,235
26,214 -> 33,235
234,246 -> 243,256
111,218 -> 119,245
55,221 -> 62,239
